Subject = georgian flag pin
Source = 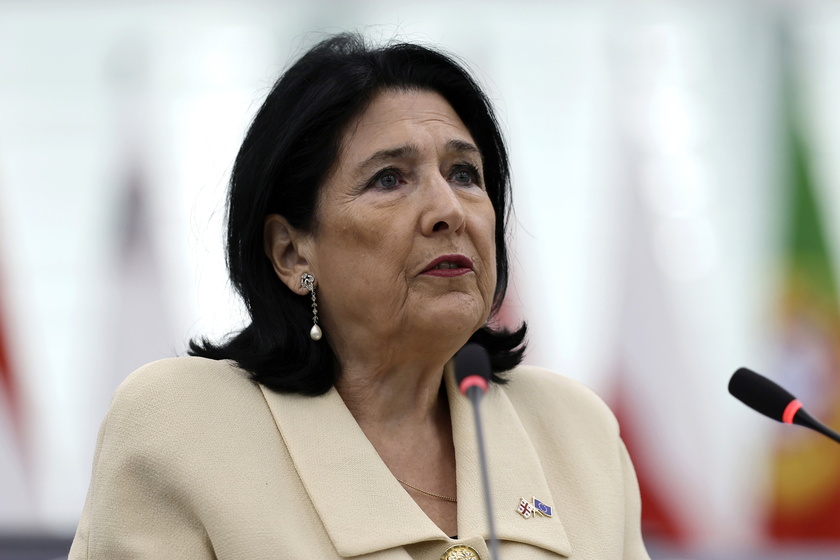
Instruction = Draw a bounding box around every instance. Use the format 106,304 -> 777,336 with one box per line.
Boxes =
516,497 -> 553,519
516,497 -> 534,519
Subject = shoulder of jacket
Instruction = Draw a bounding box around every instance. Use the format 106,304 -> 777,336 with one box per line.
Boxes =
117,355 -> 249,393
499,364 -> 619,433
107,357 -> 257,421
501,364 -> 601,400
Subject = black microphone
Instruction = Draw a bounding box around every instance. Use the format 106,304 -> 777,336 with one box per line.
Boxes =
454,343 -> 500,560
728,367 -> 840,445
455,343 -> 491,399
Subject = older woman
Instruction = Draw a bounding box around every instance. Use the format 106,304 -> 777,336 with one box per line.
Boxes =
69,34 -> 649,559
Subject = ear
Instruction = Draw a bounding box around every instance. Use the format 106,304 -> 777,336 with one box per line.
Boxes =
264,214 -> 313,295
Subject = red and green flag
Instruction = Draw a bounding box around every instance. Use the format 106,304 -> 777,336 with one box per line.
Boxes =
768,48 -> 840,540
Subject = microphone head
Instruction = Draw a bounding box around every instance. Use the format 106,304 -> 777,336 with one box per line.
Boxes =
454,343 -> 492,395
728,367 -> 798,423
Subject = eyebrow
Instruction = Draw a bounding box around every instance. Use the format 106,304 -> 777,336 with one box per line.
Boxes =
357,144 -> 420,170
354,139 -> 482,174
444,139 -> 481,157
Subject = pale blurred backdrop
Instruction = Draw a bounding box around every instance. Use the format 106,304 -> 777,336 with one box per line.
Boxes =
1,0 -> 840,558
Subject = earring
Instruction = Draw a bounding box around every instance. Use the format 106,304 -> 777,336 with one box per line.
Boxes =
300,272 -> 322,341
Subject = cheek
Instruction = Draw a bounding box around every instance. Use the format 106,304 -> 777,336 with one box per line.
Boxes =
313,210 -> 412,297
484,252 -> 498,303
475,207 -> 498,300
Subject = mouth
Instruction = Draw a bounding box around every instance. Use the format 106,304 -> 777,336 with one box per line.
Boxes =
422,254 -> 475,277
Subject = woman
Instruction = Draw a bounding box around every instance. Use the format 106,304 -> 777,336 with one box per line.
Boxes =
69,34 -> 650,559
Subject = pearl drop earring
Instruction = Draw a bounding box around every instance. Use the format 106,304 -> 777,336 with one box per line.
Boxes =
300,273 -> 322,341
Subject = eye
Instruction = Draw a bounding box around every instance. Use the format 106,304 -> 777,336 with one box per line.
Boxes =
379,172 -> 398,188
450,164 -> 482,187
368,168 -> 404,190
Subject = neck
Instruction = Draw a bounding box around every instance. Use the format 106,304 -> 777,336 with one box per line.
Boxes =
333,351 -> 459,537
328,321 -> 465,428
335,358 -> 450,430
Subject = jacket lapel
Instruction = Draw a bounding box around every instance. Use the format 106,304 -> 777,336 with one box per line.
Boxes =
444,365 -> 572,557
259,362 -> 572,558
259,384 -> 445,557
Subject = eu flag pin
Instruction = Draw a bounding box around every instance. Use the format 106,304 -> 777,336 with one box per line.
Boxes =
533,497 -> 553,518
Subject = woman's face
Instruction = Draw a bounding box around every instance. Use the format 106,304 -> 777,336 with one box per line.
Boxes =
305,89 -> 497,357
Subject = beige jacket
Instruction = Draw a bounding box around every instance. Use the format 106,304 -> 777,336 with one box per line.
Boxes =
69,357 -> 649,559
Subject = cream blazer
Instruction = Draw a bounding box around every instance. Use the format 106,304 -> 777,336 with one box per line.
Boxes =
69,357 -> 650,559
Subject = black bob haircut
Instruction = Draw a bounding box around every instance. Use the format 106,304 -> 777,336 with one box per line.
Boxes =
190,33 -> 527,395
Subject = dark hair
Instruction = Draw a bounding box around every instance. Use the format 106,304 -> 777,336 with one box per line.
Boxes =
190,33 -> 527,395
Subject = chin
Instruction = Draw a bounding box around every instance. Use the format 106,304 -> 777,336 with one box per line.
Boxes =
419,312 -> 486,341
409,293 -> 490,339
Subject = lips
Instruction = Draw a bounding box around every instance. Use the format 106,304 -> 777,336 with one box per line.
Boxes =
421,254 -> 475,277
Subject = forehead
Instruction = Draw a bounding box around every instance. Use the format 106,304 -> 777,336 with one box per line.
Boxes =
339,89 -> 476,161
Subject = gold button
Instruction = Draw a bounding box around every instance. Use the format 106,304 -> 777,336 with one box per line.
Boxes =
440,544 -> 480,560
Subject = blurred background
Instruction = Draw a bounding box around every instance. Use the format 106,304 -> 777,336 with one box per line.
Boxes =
1,0 -> 839,558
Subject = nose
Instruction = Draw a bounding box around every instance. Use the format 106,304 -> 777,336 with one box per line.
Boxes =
420,174 -> 467,236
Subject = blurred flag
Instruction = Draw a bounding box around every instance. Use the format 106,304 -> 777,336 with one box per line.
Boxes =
613,391 -> 688,545
0,225 -> 32,524
768,50 -> 840,540
106,161 -> 176,394
0,282 -> 18,434
607,157 -> 699,547
100,37 -> 178,401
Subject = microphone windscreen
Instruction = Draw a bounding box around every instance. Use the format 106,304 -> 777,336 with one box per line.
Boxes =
454,343 -> 492,385
728,367 -> 797,423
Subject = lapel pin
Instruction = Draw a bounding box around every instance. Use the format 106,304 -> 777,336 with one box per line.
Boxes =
516,497 -> 553,519
533,497 -> 553,518
516,497 -> 533,519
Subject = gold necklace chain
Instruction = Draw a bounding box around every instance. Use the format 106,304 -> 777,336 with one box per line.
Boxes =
396,478 -> 457,503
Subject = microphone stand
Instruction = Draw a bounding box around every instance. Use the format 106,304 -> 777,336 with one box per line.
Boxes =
465,385 -> 500,560
793,408 -> 840,445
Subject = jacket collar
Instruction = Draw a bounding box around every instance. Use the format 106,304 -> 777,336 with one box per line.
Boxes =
444,365 -> 572,557
259,363 -> 571,558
